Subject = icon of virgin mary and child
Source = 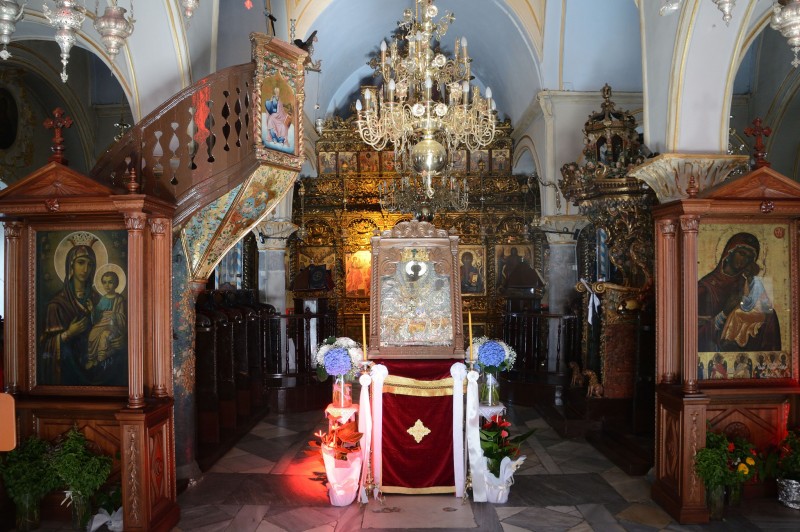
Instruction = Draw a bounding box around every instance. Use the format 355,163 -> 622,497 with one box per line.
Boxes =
39,234 -> 127,386
698,232 -> 781,353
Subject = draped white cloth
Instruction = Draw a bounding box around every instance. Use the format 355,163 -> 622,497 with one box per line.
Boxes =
450,362 -> 467,497
357,372 -> 373,503
370,364 -> 388,498
465,369 -> 487,501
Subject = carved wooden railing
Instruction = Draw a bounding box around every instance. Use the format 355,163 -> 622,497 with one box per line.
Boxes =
90,63 -> 259,225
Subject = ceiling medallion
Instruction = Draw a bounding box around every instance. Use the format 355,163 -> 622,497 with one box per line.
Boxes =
94,1 -> 135,62
0,1 -> 24,60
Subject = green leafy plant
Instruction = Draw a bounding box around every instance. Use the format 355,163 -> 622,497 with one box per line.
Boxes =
777,430 -> 800,481
51,427 -> 112,527
479,414 -> 535,478
694,429 -> 758,490
0,436 -> 59,507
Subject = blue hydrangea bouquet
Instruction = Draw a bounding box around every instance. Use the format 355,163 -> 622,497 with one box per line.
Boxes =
468,337 -> 517,405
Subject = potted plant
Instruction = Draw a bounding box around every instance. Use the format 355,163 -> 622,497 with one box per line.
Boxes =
727,437 -> 758,506
479,414 -> 534,503
312,421 -> 363,506
50,427 -> 112,529
776,430 -> 800,509
694,430 -> 729,520
0,436 -> 60,531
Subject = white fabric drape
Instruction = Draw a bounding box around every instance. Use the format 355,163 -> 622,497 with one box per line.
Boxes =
465,369 -> 487,501
370,364 -> 388,498
357,372 -> 373,503
450,362 -> 467,497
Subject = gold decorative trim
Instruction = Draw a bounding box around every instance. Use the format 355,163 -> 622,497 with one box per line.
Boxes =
384,375 -> 456,397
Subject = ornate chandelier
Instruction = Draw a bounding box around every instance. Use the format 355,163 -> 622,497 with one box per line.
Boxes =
378,171 -> 468,221
1,1 -> 135,82
355,0 -> 496,215
771,0 -> 800,67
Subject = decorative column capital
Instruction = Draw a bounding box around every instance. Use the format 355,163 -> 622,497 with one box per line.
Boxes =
628,153 -> 748,203
4,222 -> 23,238
148,217 -> 169,236
657,219 -> 677,237
539,215 -> 588,244
679,215 -> 700,233
124,212 -> 147,231
253,220 -> 299,250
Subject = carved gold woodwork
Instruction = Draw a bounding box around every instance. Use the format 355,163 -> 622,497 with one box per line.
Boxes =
294,116 -> 545,333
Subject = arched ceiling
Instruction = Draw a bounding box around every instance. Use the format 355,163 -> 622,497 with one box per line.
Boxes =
1,1 -> 798,180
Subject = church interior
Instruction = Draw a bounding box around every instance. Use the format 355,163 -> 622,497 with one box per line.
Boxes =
1,1 -> 800,530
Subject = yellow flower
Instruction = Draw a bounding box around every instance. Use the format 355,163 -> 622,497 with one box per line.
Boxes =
746,457 -> 755,466
737,463 -> 749,475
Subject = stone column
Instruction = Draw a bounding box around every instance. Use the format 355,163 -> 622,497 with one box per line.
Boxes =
253,220 -> 298,313
540,215 -> 587,373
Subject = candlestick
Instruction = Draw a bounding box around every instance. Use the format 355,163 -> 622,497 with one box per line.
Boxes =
362,313 -> 368,360
468,310 -> 473,362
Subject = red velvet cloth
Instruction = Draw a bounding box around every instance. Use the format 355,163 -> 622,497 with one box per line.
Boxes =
377,359 -> 456,492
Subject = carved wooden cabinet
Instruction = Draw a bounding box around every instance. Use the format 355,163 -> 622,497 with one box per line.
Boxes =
0,162 -> 179,530
650,166 -> 800,523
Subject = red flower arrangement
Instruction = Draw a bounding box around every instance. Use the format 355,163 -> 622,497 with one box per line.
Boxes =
479,415 -> 535,477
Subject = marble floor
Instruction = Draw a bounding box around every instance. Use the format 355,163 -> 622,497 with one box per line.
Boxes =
174,405 -> 800,532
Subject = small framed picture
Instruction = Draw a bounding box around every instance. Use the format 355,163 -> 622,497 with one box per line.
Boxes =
450,149 -> 467,174
470,150 -> 489,173
458,245 -> 486,295
492,149 -> 510,173
338,152 -> 358,174
318,152 -> 337,175
359,151 -> 380,174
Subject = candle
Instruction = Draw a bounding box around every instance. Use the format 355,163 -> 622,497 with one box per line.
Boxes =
362,313 -> 368,360
468,310 -> 474,362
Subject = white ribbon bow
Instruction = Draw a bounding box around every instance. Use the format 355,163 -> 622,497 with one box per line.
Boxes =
580,278 -> 600,324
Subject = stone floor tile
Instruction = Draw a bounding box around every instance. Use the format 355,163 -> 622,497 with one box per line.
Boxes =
224,504 -> 270,532
577,503 -> 626,531
615,502 -> 673,529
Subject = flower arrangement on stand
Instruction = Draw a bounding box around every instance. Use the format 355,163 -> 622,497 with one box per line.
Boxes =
315,336 -> 363,408
693,429 -> 758,519
479,414 -> 535,503
468,337 -> 516,406
776,430 -> 800,509
313,336 -> 365,506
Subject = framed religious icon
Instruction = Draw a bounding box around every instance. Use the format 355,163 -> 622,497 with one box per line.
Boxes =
450,149 -> 467,174
358,151 -> 380,174
318,152 -> 337,175
368,220 -> 464,359
458,245 -> 486,295
338,151 -> 357,174
33,228 -> 130,391
696,223 -> 792,382
492,149 -> 510,174
380,151 -> 396,173
495,244 -> 535,293
470,149 -> 489,173
346,250 -> 372,297
259,72 -> 298,154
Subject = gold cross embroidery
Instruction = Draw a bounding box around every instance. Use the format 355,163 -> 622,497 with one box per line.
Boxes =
407,419 -> 431,443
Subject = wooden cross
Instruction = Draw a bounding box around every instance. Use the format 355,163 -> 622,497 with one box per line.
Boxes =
744,117 -> 772,169
43,107 -> 73,165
